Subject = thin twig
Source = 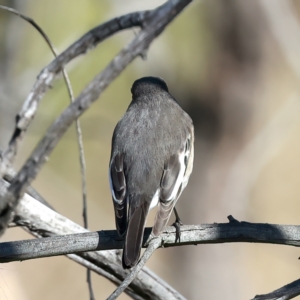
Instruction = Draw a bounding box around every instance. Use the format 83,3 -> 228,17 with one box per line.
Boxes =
59,18 -> 92,300
0,5 -> 57,57
0,6 -> 93,297
107,238 -> 162,300
67,254 -> 144,300
0,4 -> 61,176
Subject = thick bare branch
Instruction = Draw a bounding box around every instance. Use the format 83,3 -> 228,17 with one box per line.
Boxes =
2,215 -> 300,263
252,278 -> 300,300
3,168 -> 54,210
2,186 -> 300,300
2,183 -> 300,300
1,181 -> 185,300
0,0 -> 192,235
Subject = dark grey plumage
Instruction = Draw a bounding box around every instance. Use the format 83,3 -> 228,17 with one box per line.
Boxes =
109,77 -> 194,268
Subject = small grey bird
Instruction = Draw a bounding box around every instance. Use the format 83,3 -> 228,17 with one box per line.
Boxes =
109,77 -> 194,269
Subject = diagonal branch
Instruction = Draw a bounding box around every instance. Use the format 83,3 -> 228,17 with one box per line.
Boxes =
252,278 -> 300,300
66,254 -> 144,300
0,0 -> 192,235
107,237 -> 162,300
2,0 -> 190,171
0,9 -> 147,173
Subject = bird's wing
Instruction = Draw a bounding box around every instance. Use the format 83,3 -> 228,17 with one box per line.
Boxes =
109,153 -> 127,237
152,134 -> 193,236
110,153 -> 152,268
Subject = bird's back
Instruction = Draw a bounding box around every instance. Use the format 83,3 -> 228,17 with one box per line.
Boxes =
111,93 -> 192,197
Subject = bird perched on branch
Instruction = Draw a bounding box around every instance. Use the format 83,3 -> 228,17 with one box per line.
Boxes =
109,76 -> 194,268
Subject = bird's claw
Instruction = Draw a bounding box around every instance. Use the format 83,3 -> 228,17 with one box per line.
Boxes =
172,220 -> 182,243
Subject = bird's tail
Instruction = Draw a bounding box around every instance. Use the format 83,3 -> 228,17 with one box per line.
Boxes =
122,197 -> 150,269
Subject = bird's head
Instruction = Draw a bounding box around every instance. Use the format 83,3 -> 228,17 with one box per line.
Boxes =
131,76 -> 169,97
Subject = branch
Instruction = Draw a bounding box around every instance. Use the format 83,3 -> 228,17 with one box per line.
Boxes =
107,238 -> 162,300
66,254 -> 143,300
3,182 -> 300,299
3,190 -> 300,300
2,214 -> 300,262
0,9 -> 146,172
21,229 -> 142,300
252,278 -> 300,300
3,169 -> 54,210
0,0 -> 192,236
1,180 -> 185,300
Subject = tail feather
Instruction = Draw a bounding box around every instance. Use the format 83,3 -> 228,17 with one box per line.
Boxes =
122,198 -> 150,268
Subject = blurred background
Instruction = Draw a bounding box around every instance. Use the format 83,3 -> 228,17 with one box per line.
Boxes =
1,0 -> 300,299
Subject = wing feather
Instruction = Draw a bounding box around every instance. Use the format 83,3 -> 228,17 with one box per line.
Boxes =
109,153 -> 127,236
153,135 -> 193,236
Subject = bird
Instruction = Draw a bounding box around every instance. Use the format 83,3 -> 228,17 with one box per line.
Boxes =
109,76 -> 194,269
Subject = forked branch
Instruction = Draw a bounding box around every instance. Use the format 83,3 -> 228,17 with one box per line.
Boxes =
0,0 -> 192,235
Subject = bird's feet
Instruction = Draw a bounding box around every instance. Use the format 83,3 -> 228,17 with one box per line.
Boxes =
172,207 -> 183,243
